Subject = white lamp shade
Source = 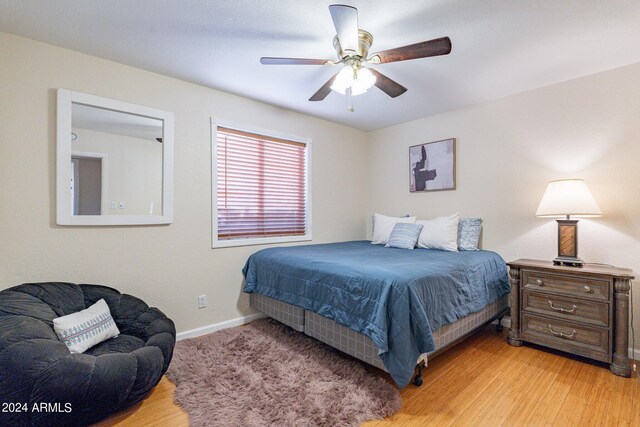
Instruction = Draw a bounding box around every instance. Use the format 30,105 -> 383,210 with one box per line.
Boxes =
331,66 -> 376,95
536,179 -> 602,218
350,82 -> 368,96
330,66 -> 354,94
351,68 -> 376,96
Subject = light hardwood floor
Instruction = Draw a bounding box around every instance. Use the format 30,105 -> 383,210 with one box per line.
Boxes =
96,325 -> 639,426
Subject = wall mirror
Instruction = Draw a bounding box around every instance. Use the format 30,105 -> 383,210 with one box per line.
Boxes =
56,89 -> 174,225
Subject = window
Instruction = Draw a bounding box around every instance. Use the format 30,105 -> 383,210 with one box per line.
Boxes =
212,122 -> 311,247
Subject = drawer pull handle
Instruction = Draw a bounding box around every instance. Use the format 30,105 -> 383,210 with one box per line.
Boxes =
548,325 -> 576,339
548,301 -> 577,314
583,285 -> 592,293
535,279 -> 544,286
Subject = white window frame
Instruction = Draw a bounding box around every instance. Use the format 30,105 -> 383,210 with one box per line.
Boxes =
211,118 -> 312,248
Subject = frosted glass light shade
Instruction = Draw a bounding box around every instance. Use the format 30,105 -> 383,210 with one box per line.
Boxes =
351,68 -> 376,96
330,66 -> 354,94
330,66 -> 376,96
350,83 -> 367,96
536,179 -> 602,218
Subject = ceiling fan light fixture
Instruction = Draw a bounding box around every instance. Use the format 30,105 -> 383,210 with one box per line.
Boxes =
330,65 -> 355,94
350,67 -> 376,96
262,5 -> 452,103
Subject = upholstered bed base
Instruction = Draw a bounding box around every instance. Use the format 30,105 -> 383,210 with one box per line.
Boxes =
250,293 -> 509,376
250,292 -> 305,332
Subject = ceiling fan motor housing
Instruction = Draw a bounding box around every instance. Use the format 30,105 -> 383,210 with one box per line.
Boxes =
333,29 -> 373,61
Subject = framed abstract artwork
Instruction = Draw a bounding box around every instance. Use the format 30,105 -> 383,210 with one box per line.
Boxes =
409,138 -> 456,192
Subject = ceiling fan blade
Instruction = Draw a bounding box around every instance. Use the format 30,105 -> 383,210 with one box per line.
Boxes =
371,37 -> 452,64
369,69 -> 407,98
329,4 -> 359,53
309,73 -> 339,101
260,57 -> 331,65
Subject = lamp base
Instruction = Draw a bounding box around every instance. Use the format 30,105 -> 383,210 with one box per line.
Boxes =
555,219 -> 582,267
553,256 -> 584,267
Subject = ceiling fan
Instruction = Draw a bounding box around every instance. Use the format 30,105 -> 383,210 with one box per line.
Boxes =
260,4 -> 452,110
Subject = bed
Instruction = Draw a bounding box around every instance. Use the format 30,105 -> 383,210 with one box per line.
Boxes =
243,240 -> 510,387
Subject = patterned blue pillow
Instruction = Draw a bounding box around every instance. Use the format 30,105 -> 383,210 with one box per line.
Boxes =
386,223 -> 424,250
458,218 -> 482,250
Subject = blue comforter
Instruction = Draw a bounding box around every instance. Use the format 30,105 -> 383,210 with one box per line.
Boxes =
242,241 -> 510,387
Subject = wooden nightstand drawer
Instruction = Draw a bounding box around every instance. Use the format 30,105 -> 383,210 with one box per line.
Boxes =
521,313 -> 610,363
522,270 -> 610,301
522,291 -> 609,327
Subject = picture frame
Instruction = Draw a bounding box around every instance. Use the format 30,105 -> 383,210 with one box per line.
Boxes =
409,138 -> 456,192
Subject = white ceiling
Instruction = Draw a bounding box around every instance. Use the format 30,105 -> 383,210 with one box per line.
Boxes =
1,0 -> 640,131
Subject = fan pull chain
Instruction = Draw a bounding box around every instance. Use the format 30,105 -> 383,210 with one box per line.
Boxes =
347,87 -> 354,112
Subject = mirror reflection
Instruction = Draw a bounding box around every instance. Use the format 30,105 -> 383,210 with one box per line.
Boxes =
70,104 -> 163,216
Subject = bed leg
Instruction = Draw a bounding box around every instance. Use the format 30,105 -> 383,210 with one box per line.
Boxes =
413,360 -> 426,387
496,315 -> 504,333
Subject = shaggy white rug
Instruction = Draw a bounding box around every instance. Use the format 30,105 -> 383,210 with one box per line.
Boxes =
166,318 -> 402,427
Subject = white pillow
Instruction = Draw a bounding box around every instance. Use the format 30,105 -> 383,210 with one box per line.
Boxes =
371,213 -> 417,245
416,213 -> 460,251
53,299 -> 120,354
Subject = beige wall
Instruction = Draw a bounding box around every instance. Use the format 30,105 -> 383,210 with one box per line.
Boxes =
367,62 -> 640,349
2,30 -> 639,348
0,32 -> 369,332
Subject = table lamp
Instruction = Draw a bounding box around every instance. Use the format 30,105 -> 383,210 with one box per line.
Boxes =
536,179 -> 602,267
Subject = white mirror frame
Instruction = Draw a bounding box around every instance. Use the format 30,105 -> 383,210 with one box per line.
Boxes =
56,89 -> 174,225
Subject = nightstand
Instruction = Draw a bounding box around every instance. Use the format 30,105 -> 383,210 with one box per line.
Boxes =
507,259 -> 634,377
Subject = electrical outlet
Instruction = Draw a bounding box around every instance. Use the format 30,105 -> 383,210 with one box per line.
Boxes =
198,294 -> 207,309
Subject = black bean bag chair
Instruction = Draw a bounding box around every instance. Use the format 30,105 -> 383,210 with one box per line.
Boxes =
0,282 -> 176,427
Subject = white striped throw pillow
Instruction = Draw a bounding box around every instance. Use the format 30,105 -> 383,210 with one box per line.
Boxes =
53,298 -> 120,354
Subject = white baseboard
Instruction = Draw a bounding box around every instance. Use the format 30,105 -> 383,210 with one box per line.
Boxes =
176,312 -> 267,341
496,317 -> 640,360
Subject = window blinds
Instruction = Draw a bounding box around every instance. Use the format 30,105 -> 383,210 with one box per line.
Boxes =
216,126 -> 307,240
